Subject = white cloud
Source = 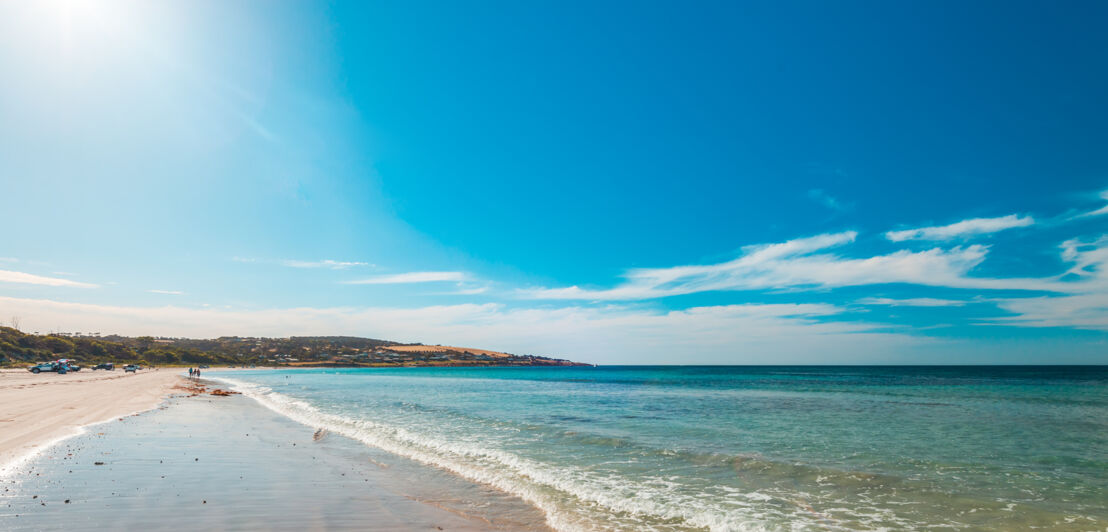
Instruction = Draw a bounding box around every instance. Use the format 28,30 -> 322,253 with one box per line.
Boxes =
0,296 -> 925,364
232,257 -> 372,269
1061,236 -> 1108,277
986,235 -> 1108,330
1072,189 -> 1108,219
990,294 -> 1108,331
885,214 -> 1034,242
438,285 -> 490,296
858,297 -> 968,307
281,259 -> 371,270
147,289 -> 184,295
524,232 -> 1008,300
526,227 -> 1094,301
346,271 -> 467,285
0,269 -> 97,288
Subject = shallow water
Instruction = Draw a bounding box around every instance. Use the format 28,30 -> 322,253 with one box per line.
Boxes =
209,366 -> 1108,531
0,393 -> 548,531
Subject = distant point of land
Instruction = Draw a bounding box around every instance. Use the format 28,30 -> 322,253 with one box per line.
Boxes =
0,327 -> 588,368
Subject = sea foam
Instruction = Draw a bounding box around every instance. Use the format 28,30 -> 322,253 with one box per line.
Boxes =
211,375 -> 795,532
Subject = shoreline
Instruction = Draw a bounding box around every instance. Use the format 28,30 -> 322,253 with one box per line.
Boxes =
4,365 -> 1105,530
0,368 -> 551,531
0,368 -> 184,476
208,372 -> 572,531
0,365 -> 327,475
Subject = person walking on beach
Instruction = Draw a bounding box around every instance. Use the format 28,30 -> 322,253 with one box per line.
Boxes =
188,367 -> 194,378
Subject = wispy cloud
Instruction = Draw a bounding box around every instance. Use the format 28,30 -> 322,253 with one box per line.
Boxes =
281,259 -> 372,270
808,189 -> 851,212
434,285 -> 490,296
885,214 -> 1034,242
1060,236 -> 1108,277
232,257 -> 372,270
858,297 -> 967,307
345,271 -> 467,285
0,269 -> 97,288
524,232 -> 1010,300
147,289 -> 185,295
980,235 -> 1108,330
1071,189 -> 1108,219
990,293 -> 1108,331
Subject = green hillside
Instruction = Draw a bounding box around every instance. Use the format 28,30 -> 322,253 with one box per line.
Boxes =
0,327 -> 583,367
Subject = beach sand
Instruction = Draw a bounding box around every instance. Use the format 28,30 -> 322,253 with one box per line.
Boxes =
0,368 -> 183,472
0,371 -> 550,531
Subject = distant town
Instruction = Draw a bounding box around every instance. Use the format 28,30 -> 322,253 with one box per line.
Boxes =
0,327 -> 587,368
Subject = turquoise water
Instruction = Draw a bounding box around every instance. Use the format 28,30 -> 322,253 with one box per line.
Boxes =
210,366 -> 1108,531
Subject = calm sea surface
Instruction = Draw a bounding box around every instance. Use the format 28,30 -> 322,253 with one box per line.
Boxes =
210,366 -> 1108,531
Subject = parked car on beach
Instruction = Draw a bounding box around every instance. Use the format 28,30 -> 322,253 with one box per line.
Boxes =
123,364 -> 140,373
28,360 -> 80,373
56,359 -> 80,372
28,362 -> 58,374
92,363 -> 114,370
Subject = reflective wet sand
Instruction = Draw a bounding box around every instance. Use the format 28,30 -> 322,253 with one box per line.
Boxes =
0,390 -> 550,531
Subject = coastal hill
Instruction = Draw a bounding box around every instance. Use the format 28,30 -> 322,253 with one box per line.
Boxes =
386,345 -> 515,358
0,327 -> 586,368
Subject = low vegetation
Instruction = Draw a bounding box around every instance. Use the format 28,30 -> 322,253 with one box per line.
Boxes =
0,327 -> 585,368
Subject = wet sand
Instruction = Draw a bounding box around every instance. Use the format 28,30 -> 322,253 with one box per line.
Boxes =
0,383 -> 550,531
0,368 -> 182,473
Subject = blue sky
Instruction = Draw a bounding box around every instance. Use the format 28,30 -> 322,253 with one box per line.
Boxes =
1,0 -> 1106,364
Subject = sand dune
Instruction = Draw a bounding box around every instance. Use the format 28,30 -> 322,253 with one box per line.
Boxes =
0,368 -> 182,474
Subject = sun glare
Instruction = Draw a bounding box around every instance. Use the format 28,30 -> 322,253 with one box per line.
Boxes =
18,0 -> 133,61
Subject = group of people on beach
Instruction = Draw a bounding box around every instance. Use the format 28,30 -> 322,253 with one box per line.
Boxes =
187,367 -> 202,379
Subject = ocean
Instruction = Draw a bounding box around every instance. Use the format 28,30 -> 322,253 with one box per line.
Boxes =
210,366 -> 1108,531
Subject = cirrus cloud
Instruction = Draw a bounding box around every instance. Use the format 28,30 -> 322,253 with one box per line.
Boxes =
345,271 -> 467,285
857,297 -> 968,307
280,259 -> 372,269
0,269 -> 97,288
523,232 -> 1005,300
1071,189 -> 1108,219
884,214 -> 1034,242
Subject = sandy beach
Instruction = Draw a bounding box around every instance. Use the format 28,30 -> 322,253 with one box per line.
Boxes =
0,369 -> 550,531
0,368 -> 183,473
